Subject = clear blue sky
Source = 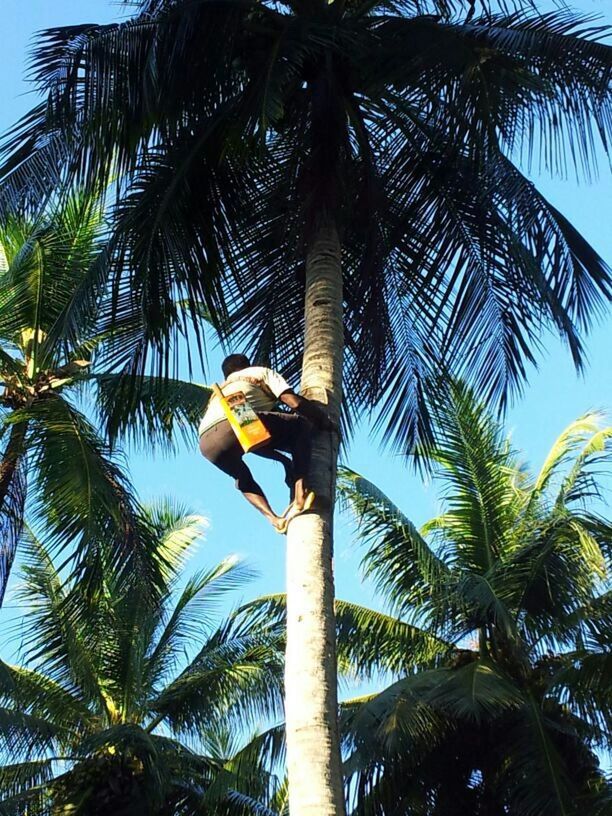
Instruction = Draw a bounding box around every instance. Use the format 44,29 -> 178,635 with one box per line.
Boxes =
1,1 -> 611,682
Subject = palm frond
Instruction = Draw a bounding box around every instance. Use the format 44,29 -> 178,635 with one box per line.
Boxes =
0,419 -> 27,605
425,659 -> 524,722
338,467 -> 449,617
149,620 -> 284,737
335,599 -> 452,678
555,589 -> 612,652
0,661 -> 92,737
531,413 -> 610,499
15,530 -> 114,714
144,497 -> 207,583
546,651 -> 612,747
145,555 -> 254,688
1,519 -> 283,814
25,397 -> 163,599
0,195 -> 106,369
341,672 -> 448,756
506,517 -> 607,645
421,382 -> 524,569
93,373 -> 210,451
375,11 -> 612,176
0,760 -> 55,808
499,695 -> 577,816
0,706 -> 60,762
556,424 -> 612,509
365,103 -> 611,449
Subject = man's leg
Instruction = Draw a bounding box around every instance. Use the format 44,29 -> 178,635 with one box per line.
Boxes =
258,412 -> 313,510
200,424 -> 285,530
233,459 -> 287,530
253,446 -> 296,499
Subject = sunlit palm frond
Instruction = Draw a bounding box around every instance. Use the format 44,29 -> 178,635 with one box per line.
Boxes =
556,426 -> 612,509
25,397 -> 164,598
422,383 -> 525,568
531,413 -> 611,500
335,599 -> 452,678
145,555 -> 255,688
150,620 -> 284,737
15,530 -> 113,713
0,195 -> 107,368
338,467 -> 449,617
144,498 -> 207,583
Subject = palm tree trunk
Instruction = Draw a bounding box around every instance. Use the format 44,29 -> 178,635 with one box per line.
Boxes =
0,419 -> 27,604
284,223 -> 345,816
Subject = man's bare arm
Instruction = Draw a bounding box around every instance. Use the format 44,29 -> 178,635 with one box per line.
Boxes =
279,391 -> 337,431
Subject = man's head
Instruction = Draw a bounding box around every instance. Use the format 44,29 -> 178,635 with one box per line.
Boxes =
222,353 -> 251,378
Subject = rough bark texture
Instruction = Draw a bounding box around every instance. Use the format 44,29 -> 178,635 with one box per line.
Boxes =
285,224 -> 346,816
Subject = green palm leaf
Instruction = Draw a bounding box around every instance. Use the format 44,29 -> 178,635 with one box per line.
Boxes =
93,373 -> 210,450
338,467 -> 448,616
335,599 -> 452,678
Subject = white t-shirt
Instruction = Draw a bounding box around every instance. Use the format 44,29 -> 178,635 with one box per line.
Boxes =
198,366 -> 292,435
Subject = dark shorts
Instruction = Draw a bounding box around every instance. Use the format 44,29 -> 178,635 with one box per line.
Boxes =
199,411 -> 312,495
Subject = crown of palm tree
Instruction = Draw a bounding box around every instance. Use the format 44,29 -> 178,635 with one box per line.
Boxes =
0,0 -> 610,447
0,500 -> 285,816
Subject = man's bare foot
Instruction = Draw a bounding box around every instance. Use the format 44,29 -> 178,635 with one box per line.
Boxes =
294,478 -> 308,511
284,491 -> 316,525
271,515 -> 288,534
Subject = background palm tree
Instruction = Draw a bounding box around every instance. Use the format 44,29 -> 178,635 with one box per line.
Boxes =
330,387 -> 611,815
1,2 -> 612,812
0,500 -> 285,816
0,192 -> 144,606
0,192 -> 213,605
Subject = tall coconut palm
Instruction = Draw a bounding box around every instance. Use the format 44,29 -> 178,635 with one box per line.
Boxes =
0,500 -> 285,816
331,387 -> 612,815
2,2 -> 612,812
0,193 -> 144,605
0,193 -> 213,605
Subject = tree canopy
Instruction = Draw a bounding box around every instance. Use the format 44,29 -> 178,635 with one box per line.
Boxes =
0,501 -> 285,815
335,386 -> 612,814
1,0 -> 610,447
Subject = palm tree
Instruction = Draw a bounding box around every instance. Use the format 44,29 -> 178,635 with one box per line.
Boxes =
0,192 -> 140,605
2,2 -> 612,812
331,386 -> 611,815
0,193 -> 212,605
0,500 -> 286,816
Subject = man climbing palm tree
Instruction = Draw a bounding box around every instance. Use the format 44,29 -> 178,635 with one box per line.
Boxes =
2,1 -> 612,812
199,353 -> 335,532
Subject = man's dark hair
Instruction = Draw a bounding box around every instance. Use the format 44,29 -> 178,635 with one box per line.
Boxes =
222,353 -> 251,378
